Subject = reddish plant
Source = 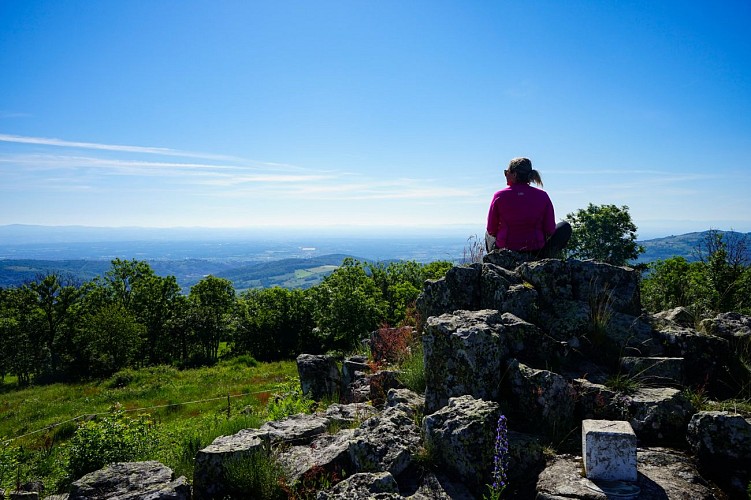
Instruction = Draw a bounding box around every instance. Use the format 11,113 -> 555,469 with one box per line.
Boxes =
370,324 -> 414,366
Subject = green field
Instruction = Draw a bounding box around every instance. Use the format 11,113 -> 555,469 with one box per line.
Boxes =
0,359 -> 299,494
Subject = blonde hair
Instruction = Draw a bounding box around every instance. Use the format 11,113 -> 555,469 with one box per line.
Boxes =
508,157 -> 543,187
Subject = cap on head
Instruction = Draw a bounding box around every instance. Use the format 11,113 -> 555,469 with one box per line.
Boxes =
508,157 -> 532,173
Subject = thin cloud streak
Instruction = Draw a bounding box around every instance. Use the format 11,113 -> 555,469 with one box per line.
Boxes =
0,133 -> 241,162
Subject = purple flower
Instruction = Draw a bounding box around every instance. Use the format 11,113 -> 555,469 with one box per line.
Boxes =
486,413 -> 509,498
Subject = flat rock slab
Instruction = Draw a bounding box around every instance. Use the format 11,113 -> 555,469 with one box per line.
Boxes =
536,448 -> 722,499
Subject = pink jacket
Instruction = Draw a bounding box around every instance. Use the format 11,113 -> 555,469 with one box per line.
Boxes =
486,184 -> 556,251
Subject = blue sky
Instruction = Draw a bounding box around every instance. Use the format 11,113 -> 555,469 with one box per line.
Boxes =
1,1 -> 750,239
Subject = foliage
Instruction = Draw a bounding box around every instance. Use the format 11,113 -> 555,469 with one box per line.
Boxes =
187,275 -> 237,363
67,404 -> 155,480
565,203 -> 644,265
265,382 -> 316,421
77,303 -> 145,377
310,258 -> 387,352
604,373 -> 641,394
222,448 -> 287,500
0,444 -> 20,491
371,325 -> 414,366
640,230 -> 751,317
235,287 -> 315,361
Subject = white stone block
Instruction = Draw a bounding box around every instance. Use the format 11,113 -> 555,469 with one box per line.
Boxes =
582,419 -> 637,482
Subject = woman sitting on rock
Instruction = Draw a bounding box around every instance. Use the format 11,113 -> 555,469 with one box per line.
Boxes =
485,157 -> 571,258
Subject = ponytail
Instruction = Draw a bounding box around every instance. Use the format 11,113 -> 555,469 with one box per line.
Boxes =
516,169 -> 544,187
528,169 -> 543,187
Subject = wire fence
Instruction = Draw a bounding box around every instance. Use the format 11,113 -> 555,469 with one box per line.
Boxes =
2,384 -> 291,446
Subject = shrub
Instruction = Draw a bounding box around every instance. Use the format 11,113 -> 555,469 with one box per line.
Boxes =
67,404 -> 155,480
265,382 -> 315,421
0,443 -> 20,491
371,325 -> 414,367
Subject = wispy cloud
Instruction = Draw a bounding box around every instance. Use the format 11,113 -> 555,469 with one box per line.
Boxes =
0,133 -> 236,161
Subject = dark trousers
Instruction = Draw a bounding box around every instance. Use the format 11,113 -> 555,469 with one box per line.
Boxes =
535,221 -> 572,259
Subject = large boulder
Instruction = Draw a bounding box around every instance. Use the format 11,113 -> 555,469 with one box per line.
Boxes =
699,311 -> 751,339
506,359 -> 575,437
654,326 -> 749,398
69,461 -> 190,500
416,263 -> 482,320
348,403 -> 422,477
626,387 -> 695,446
687,411 -> 751,498
193,428 -> 267,499
297,354 -> 342,401
573,378 -> 632,421
423,309 -> 555,413
315,472 -> 401,499
422,395 -> 501,495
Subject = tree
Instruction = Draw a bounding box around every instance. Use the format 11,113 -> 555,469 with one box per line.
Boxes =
639,230 -> 751,316
235,287 -> 314,360
28,273 -> 83,377
310,258 -> 386,351
565,203 -> 644,266
76,303 -> 145,377
94,259 -> 183,366
693,230 -> 751,314
188,275 -> 236,363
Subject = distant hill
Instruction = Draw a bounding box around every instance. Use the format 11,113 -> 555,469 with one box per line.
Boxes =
0,254 -> 359,292
637,230 -> 751,263
2,230 -> 749,291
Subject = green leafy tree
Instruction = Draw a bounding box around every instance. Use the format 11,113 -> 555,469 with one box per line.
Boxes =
640,257 -> 702,313
565,203 -> 644,265
76,303 -> 145,377
235,287 -> 314,360
100,260 -> 184,366
694,229 -> 750,313
0,286 -> 42,384
311,258 -> 386,351
28,273 -> 83,378
188,275 -> 236,363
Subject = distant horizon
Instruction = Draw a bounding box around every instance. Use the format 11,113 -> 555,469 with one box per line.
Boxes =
1,222 -> 749,244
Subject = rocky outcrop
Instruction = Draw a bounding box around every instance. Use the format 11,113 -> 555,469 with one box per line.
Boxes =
68,461 -> 190,500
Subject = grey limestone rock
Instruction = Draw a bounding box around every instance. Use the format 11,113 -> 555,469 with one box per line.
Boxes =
422,395 -> 501,495
687,411 -> 751,498
416,263 -> 482,320
316,472 -> 401,499
620,356 -> 684,386
69,461 -> 190,500
297,354 -> 342,401
627,387 -> 695,446
348,404 -> 421,477
653,306 -> 695,328
506,359 -> 575,436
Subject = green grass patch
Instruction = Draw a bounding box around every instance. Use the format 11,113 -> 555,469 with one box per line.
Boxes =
0,359 -> 298,493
